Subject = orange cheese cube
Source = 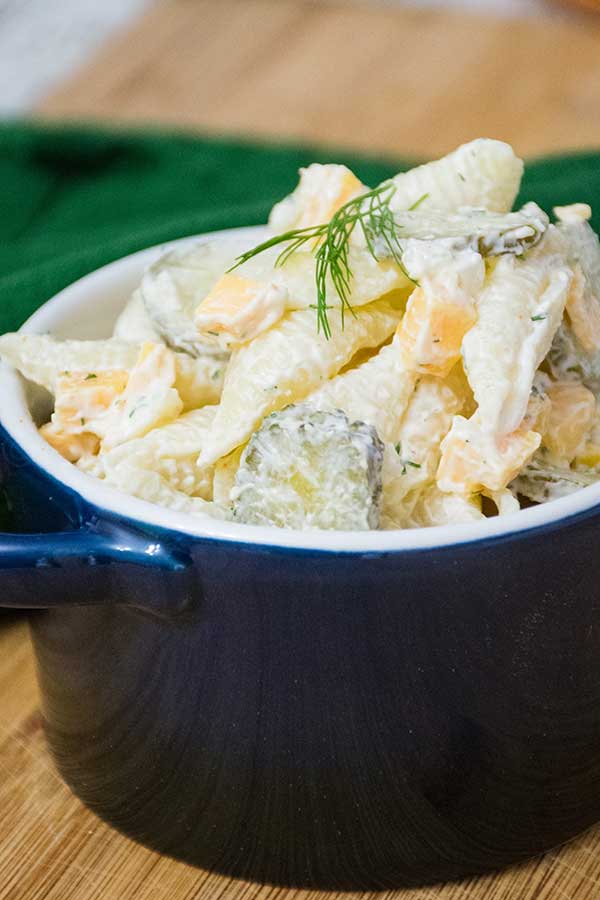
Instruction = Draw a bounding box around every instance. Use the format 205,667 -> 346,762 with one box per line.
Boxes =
195,274 -> 287,344
269,164 -> 366,236
40,423 -> 99,462
543,381 -> 596,462
295,167 -> 364,229
395,287 -> 477,378
437,416 -> 540,494
53,370 -> 129,433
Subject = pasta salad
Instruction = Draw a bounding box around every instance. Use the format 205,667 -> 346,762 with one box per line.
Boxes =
2,138 -> 600,531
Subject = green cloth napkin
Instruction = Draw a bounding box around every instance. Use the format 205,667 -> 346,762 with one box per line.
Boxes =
0,121 -> 599,335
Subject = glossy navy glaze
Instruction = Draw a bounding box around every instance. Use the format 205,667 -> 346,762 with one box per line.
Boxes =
3,223 -> 600,888
0,426 -> 198,614
2,421 -> 600,890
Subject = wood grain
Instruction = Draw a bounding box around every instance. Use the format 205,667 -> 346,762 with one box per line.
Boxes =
2,616 -> 600,900
38,0 -> 600,159
2,0 -> 599,897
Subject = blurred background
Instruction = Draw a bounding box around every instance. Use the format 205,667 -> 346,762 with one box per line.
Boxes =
1,0 -> 599,158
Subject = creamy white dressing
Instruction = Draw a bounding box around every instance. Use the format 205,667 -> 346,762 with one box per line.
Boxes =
462,252 -> 571,436
4,139 -> 600,530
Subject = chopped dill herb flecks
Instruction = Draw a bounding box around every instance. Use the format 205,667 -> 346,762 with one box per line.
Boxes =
228,184 -> 428,339
408,193 -> 429,211
531,314 -> 547,321
394,441 -> 421,474
81,417 -> 86,426
85,373 -> 97,380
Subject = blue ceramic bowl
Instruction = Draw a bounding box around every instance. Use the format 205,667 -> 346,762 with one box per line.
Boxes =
2,228 -> 600,890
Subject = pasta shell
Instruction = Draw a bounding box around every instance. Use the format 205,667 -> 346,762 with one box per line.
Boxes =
387,138 -> 523,215
199,299 -> 402,466
304,341 -> 416,443
462,252 -> 571,435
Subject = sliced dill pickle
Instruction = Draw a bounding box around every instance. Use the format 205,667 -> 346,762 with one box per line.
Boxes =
141,240 -> 245,358
376,204 -> 549,260
511,453 -> 599,504
232,405 -> 384,530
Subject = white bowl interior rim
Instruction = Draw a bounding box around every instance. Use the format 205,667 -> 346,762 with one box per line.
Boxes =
2,225 -> 600,553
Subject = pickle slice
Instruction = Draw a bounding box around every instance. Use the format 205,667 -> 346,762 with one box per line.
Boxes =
232,405 -> 384,530
375,203 -> 549,261
511,453 -> 599,504
141,240 -> 245,358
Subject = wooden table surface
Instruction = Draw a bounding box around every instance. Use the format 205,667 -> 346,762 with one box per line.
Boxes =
3,1 -> 600,898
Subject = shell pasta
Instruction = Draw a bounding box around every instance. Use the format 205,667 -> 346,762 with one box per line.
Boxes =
2,138 -> 599,531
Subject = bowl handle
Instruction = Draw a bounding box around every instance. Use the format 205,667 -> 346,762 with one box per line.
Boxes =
0,522 -> 199,614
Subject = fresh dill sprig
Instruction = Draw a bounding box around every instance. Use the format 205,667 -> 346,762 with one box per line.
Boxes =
228,184 -> 429,339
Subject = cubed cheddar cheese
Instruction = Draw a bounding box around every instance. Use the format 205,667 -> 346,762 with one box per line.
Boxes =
294,167 -> 364,229
543,381 -> 596,463
53,370 -> 129,433
195,273 -> 287,345
40,423 -> 100,462
395,286 -> 477,377
39,369 -> 129,461
269,164 -> 365,233
437,414 -> 540,494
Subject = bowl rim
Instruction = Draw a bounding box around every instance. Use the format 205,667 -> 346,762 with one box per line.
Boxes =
2,224 -> 600,554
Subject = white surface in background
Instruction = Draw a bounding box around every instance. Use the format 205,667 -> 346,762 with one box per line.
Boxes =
0,0 -> 153,114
